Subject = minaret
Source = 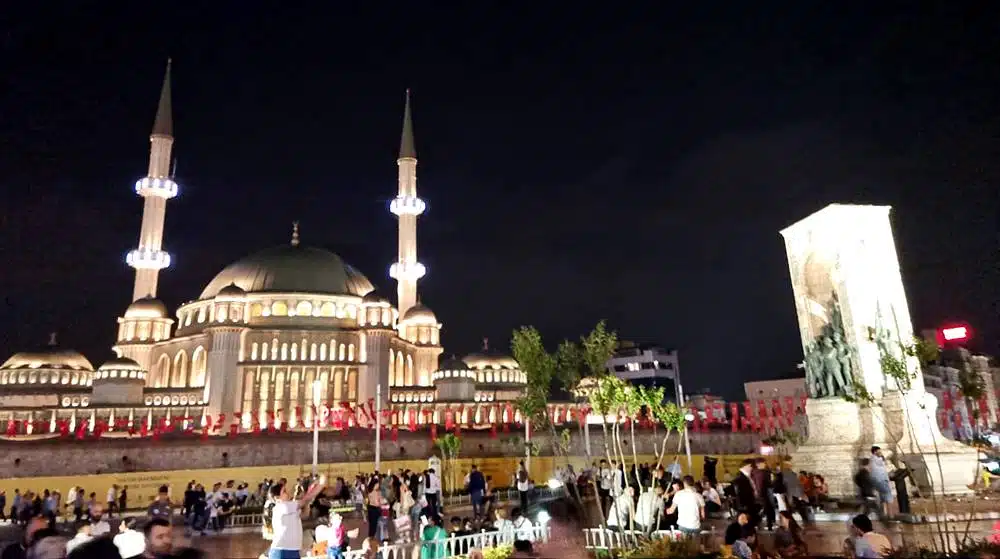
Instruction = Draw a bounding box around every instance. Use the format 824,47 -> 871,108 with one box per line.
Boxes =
388,89 -> 426,317
126,59 -> 179,301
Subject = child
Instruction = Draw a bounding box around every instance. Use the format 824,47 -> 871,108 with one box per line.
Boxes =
315,512 -> 347,559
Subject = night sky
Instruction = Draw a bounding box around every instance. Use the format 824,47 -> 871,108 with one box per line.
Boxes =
1,4 -> 996,397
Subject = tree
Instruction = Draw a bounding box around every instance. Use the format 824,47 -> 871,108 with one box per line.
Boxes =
435,433 -> 462,494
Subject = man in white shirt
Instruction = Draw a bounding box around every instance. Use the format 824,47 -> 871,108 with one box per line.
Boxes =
597,459 -> 613,514
665,476 -> 704,535
269,475 -> 326,559
424,469 -> 441,515
106,485 -> 118,517
605,486 -> 634,529
634,486 -> 665,532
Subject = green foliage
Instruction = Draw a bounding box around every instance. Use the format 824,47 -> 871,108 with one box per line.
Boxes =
435,433 -> 461,458
638,385 -> 686,432
482,544 -> 513,559
619,536 -> 705,559
554,340 -> 584,388
914,338 -> 940,368
511,326 -> 556,425
581,320 -> 618,377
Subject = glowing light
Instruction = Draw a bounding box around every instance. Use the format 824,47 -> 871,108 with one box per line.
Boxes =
536,510 -> 551,525
389,261 -> 426,280
942,326 -> 969,342
684,413 -> 695,421
134,176 -> 179,199
547,478 -> 563,489
760,445 -> 775,456
126,248 -> 171,270
389,195 -> 426,216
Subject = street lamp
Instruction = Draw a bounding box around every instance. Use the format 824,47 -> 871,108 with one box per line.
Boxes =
312,380 -> 322,476
375,383 -> 382,472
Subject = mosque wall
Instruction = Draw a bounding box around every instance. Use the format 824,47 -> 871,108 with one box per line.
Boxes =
0,428 -> 759,480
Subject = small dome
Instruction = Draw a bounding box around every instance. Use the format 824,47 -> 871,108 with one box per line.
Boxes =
125,297 -> 168,319
215,283 -> 247,299
437,356 -> 469,372
95,357 -> 146,383
463,352 -> 519,370
362,290 -> 390,305
97,357 -> 143,372
1,336 -> 94,372
402,303 -> 437,324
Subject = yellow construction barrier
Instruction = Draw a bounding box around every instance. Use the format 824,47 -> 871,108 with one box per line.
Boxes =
0,453 -> 756,509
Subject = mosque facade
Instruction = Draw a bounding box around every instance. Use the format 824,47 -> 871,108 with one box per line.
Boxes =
0,62 -> 544,436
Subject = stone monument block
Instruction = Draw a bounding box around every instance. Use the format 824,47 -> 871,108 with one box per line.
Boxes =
781,204 -> 977,495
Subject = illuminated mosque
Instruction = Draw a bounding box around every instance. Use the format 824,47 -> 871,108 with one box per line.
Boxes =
0,62 -> 539,434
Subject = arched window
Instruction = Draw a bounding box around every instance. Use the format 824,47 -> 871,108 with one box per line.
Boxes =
154,354 -> 170,387
281,343 -> 288,361
395,352 -> 405,387
329,340 -> 336,361
189,346 -> 207,387
347,369 -> 358,400
259,371 -> 271,412
274,371 -> 285,414
310,343 -> 317,361
242,371 -> 255,412
319,344 -> 327,361
388,351 -> 396,387
319,370 -> 330,402
271,301 -> 288,316
251,342 -> 259,360
290,371 -> 300,417
333,369 -> 344,401
338,344 -> 345,361
291,343 -> 298,361
348,344 -> 355,362
406,354 -> 415,386
197,307 -> 206,323
320,302 -> 336,316
271,338 -> 279,360
295,301 -> 312,317
172,351 -> 188,387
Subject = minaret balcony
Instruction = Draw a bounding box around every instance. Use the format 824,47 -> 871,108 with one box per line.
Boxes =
389,261 -> 426,281
389,195 -> 426,216
126,248 -> 171,270
134,177 -> 179,199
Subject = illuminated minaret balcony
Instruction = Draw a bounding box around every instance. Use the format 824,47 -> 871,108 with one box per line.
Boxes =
126,248 -> 172,270
134,176 -> 179,199
389,261 -> 426,281
389,195 -> 426,216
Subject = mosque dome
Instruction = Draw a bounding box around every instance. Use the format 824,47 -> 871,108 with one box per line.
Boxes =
401,303 -> 437,324
200,245 -> 375,299
463,351 -> 519,370
124,297 -> 168,319
437,355 -> 469,372
94,357 -> 146,383
1,336 -> 94,372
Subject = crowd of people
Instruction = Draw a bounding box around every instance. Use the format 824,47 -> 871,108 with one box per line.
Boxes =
583,453 -> 897,559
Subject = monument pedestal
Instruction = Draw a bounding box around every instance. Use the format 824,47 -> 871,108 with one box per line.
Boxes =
796,395 -> 978,496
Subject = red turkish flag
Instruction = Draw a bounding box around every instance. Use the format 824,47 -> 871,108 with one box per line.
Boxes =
730,403 -> 739,432
430,423 -> 438,441
490,424 -> 498,438
391,426 -> 399,442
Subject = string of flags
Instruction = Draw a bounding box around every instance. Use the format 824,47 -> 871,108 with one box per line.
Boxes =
3,392 -> 993,441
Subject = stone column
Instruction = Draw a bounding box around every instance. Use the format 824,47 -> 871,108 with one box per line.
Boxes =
205,327 -> 244,417
361,328 -> 393,407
